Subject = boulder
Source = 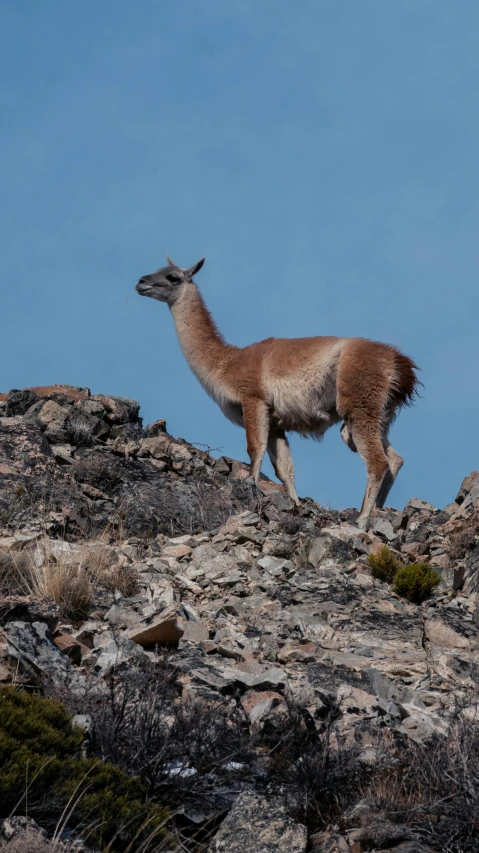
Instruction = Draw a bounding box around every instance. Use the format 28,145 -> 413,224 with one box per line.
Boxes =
208,792 -> 307,853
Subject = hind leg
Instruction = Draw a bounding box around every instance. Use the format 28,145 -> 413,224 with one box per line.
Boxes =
376,440 -> 404,509
348,419 -> 390,530
340,423 -> 390,526
267,426 -> 300,505
340,421 -> 357,452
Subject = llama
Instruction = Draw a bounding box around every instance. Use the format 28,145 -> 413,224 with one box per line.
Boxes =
136,255 -> 419,528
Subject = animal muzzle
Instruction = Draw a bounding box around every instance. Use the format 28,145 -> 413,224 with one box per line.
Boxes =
136,278 -> 151,295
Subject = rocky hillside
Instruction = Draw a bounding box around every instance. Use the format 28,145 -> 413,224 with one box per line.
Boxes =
1,385 -> 479,853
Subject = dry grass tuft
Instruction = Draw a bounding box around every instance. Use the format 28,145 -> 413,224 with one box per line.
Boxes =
102,561 -> 139,597
65,413 -> 95,448
0,550 -> 34,597
0,542 -> 115,621
31,558 -> 92,621
33,545 -> 116,620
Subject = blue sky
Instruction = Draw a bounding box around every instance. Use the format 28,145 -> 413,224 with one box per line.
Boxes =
1,1 -> 478,511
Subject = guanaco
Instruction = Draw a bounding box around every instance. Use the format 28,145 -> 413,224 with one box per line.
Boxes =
136,255 -> 419,528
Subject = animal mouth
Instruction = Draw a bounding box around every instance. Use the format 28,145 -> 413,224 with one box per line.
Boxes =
135,280 -> 151,295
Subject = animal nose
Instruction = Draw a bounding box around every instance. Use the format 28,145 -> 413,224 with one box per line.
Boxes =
138,276 -> 148,284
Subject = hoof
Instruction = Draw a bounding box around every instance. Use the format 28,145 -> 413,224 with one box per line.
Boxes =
356,515 -> 370,531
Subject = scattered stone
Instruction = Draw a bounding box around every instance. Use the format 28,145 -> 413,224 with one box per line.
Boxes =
208,791 -> 307,853
127,605 -> 185,647
2,383 -> 479,850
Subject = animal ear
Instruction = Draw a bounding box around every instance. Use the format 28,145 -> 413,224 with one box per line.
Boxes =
185,258 -> 205,278
165,251 -> 175,267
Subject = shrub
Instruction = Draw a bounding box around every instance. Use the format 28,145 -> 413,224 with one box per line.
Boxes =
0,687 -> 169,851
62,663 -> 252,808
74,454 -> 123,494
393,562 -> 440,604
65,414 -> 95,448
363,704 -> 479,853
368,545 -> 403,582
46,664 -> 479,852
264,699 -> 365,830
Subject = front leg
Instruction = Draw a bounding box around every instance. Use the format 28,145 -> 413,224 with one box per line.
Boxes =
267,426 -> 300,505
242,397 -> 270,485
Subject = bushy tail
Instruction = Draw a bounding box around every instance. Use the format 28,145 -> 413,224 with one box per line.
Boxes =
389,349 -> 422,411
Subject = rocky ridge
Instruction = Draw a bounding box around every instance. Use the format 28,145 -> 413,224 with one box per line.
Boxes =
1,385 -> 479,853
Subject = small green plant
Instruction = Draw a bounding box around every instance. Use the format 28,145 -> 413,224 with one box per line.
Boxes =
0,687 -> 169,851
368,545 -> 403,582
393,562 -> 440,604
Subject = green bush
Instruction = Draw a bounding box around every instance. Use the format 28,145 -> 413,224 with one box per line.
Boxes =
393,562 -> 440,604
0,687 -> 169,851
368,545 -> 403,582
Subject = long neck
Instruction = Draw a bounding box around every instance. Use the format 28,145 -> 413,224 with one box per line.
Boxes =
170,283 -> 231,385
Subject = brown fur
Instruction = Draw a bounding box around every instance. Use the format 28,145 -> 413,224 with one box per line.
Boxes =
136,261 -> 421,528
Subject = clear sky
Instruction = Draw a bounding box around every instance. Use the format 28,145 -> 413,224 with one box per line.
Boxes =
1,1 -> 478,512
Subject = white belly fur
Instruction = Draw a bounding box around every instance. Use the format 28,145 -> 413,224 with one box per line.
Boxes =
266,340 -> 345,437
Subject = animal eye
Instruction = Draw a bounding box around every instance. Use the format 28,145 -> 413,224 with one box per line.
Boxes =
166,273 -> 181,283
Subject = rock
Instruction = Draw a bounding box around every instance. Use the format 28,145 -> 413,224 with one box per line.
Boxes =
208,791 -> 307,853
72,620 -> 102,649
3,382 -> 479,845
241,689 -> 283,721
464,544 -> 479,592
424,618 -> 471,649
257,555 -> 295,576
310,831 -> 351,853
180,621 -> 210,644
0,815 -> 90,851
103,603 -> 142,629
277,641 -> 319,663
1,816 -> 48,843
455,471 -> 479,508
308,532 -> 355,567
438,564 -> 465,591
202,554 -> 240,581
4,620 -> 78,687
83,632 -> 146,676
53,629 -> 89,664
127,605 -> 185,647
217,664 -> 287,691
145,418 -> 167,436
75,398 -> 106,418
37,400 -> 70,428
405,498 -> 440,514
0,597 -> 60,632
5,389 -> 40,416
372,517 -> 396,541
0,391 -> 260,537
162,543 -> 192,559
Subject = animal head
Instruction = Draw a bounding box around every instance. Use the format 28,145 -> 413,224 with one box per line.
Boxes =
136,253 -> 205,305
